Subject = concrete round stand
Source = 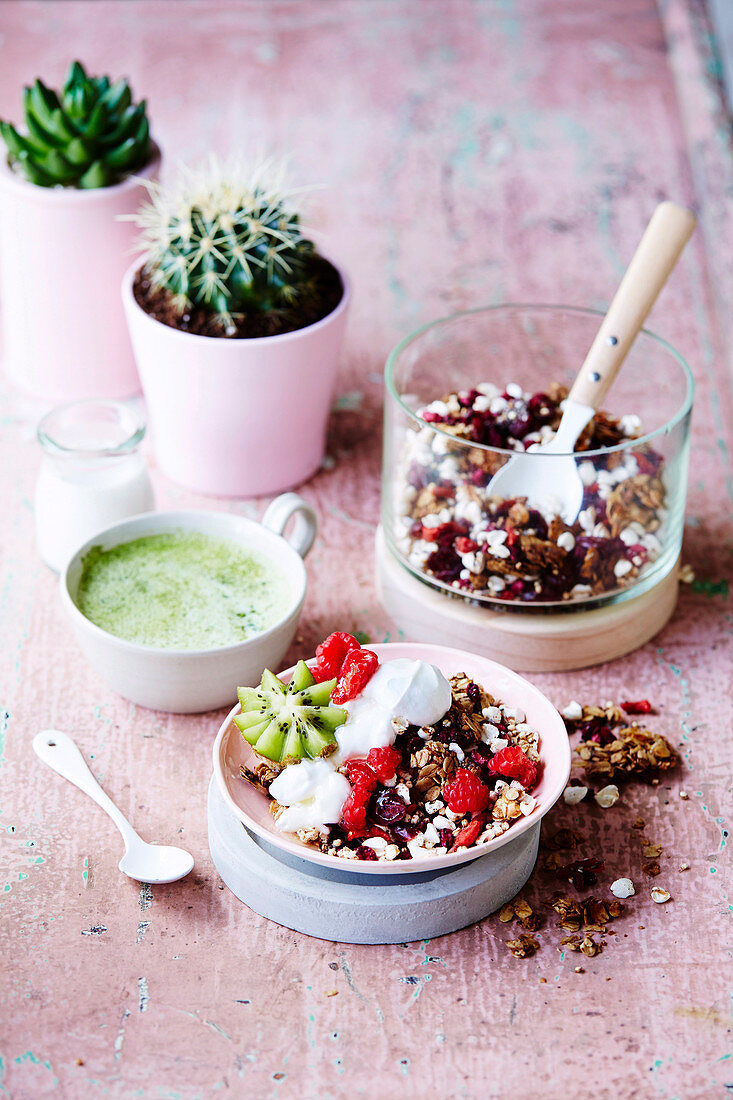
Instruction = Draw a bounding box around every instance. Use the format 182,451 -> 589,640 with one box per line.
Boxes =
375,526 -> 679,672
208,777 -> 540,944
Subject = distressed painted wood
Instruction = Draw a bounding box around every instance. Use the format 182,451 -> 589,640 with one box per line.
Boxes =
0,1 -> 731,1097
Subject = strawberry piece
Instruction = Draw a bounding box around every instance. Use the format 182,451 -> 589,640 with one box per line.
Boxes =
621,699 -> 654,715
366,745 -> 402,783
487,745 -> 538,789
455,536 -> 479,554
450,815 -> 485,851
443,768 -> 490,813
313,631 -> 360,682
332,649 -> 380,704
341,759 -> 379,831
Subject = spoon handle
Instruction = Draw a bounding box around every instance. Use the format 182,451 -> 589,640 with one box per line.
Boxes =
33,729 -> 139,848
569,201 -> 696,410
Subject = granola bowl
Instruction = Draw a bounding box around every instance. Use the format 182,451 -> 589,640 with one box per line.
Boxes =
383,305 -> 693,612
212,642 -> 571,877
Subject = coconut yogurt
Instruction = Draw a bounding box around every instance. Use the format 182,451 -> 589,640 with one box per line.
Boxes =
270,658 -> 452,832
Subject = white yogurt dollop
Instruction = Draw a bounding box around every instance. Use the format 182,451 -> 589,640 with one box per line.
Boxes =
335,658 -> 452,762
269,658 -> 452,832
269,758 -> 351,833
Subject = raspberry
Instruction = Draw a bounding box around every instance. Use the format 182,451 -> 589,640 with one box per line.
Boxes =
332,648 -> 380,703
366,745 -> 402,783
313,632 -> 360,682
443,768 -> 490,814
487,746 -> 538,789
450,816 -> 485,851
621,699 -> 653,715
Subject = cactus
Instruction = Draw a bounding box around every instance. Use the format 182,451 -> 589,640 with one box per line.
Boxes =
132,156 -> 316,328
0,60 -> 152,188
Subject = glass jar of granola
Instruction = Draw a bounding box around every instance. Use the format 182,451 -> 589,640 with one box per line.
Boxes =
382,305 -> 693,610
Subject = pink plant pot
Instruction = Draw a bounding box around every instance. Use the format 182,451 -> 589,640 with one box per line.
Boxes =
0,147 -> 160,401
121,259 -> 351,498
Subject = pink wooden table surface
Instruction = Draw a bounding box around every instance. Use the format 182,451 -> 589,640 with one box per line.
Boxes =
1,2 -> 731,1097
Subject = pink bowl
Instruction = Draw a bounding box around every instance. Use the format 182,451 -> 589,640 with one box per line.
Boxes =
211,642 -> 571,876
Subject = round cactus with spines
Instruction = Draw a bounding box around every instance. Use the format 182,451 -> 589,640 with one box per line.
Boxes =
0,60 -> 152,189
131,156 -> 316,329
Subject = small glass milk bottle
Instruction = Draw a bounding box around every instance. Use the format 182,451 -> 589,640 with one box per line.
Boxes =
35,400 -> 155,573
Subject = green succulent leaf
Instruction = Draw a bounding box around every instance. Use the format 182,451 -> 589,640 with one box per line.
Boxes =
1,61 -> 152,188
78,160 -> 110,189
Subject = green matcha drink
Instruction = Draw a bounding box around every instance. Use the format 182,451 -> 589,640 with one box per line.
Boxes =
76,532 -> 292,649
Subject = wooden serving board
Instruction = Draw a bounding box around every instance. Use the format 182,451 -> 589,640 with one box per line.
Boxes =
375,528 -> 679,672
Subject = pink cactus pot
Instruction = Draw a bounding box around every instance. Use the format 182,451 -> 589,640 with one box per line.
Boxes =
121,259 -> 350,498
0,146 -> 160,401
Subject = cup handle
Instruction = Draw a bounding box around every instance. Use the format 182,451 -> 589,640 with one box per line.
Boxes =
261,493 -> 318,559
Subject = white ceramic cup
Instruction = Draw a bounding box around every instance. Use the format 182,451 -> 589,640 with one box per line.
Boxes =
60,495 -> 317,713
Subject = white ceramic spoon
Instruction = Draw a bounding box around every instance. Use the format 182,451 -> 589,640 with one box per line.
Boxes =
33,729 -> 194,884
486,201 -> 697,523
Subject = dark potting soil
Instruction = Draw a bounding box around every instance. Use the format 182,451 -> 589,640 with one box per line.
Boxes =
132,254 -> 344,339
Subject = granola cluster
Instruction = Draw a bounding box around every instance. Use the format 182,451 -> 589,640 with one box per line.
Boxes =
243,674 -> 542,862
499,698 -> 682,964
392,381 -> 667,603
562,700 -> 679,780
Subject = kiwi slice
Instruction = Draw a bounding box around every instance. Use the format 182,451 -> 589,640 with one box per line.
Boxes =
234,660 -> 347,763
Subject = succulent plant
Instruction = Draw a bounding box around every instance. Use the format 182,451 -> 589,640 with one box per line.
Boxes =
0,61 -> 152,188
132,156 -> 316,328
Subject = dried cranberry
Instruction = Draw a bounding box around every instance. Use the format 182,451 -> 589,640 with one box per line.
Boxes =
438,828 -> 453,849
355,845 -> 378,861
635,449 -> 663,476
391,821 -> 418,842
469,746 -> 490,765
471,467 -> 491,487
527,392 -> 555,423
426,544 -> 463,584
443,769 -> 491,813
332,649 -> 380,703
527,510 -> 548,538
621,699 -> 654,715
466,682 -> 480,703
372,787 -> 407,824
577,720 -> 616,746
557,857 -> 604,891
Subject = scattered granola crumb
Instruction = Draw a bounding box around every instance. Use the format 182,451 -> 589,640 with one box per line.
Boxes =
611,877 -> 636,899
643,843 -> 663,858
651,887 -> 671,904
561,700 -> 584,721
563,784 -> 589,805
679,790 -> 689,800
632,817 -> 645,830
595,783 -> 620,808
643,861 -> 662,877
679,563 -> 695,584
679,862 -> 690,872
506,934 -> 540,958
574,966 -> 585,974
324,989 -> 339,997
539,977 -> 547,983
75,1059 -> 84,1067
